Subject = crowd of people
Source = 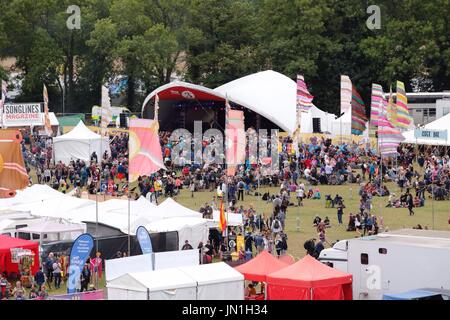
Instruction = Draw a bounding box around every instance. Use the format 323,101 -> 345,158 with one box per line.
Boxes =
4,127 -> 447,299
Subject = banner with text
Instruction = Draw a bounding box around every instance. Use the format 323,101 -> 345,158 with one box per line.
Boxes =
67,233 -> 94,294
414,129 -> 448,141
3,103 -> 44,127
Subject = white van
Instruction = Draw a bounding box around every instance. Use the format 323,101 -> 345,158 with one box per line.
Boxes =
319,229 -> 450,300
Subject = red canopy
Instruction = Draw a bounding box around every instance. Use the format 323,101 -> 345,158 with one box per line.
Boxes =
234,251 -> 291,282
266,254 -> 353,300
0,235 -> 40,275
278,254 -> 295,265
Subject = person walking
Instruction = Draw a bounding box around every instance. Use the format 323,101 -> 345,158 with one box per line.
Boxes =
337,201 -> 345,225
407,192 -> 415,215
35,266 -> 46,289
237,180 -> 245,202
45,253 -> 54,289
52,259 -> 62,289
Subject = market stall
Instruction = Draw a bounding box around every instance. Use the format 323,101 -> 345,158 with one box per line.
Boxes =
0,235 -> 39,285
266,254 -> 353,300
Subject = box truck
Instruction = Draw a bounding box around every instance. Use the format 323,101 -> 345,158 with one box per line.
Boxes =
319,229 -> 450,300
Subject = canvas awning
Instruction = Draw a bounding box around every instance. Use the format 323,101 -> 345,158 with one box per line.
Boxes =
266,254 -> 353,300
234,251 -> 291,282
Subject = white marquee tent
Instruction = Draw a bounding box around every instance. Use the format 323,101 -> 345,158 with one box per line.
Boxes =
107,268 -> 198,300
16,219 -> 86,244
105,249 -> 199,282
330,111 -> 370,138
53,121 -> 110,164
107,262 -> 244,300
144,217 -> 209,250
152,198 -> 203,219
402,113 -> 450,146
178,262 -> 244,300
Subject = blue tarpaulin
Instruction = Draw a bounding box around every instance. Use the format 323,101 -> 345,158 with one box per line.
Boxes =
383,289 -> 445,300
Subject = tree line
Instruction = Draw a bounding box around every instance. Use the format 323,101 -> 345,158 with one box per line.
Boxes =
0,0 -> 448,115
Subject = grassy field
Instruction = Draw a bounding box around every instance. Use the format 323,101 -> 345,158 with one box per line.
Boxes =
27,169 -> 449,295
172,180 -> 450,259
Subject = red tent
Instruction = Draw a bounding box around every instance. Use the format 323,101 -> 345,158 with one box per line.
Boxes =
0,235 -> 39,275
278,254 -> 295,265
234,251 -> 291,282
266,254 -> 353,300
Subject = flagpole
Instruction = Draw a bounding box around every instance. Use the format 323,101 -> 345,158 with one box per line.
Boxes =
128,182 -> 131,256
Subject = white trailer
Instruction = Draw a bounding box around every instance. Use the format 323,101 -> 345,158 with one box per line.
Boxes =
319,229 -> 450,300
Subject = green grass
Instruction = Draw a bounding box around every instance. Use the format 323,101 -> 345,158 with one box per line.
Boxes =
172,180 -> 450,260
26,168 -> 449,295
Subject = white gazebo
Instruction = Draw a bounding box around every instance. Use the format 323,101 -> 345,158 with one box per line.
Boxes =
53,121 -> 110,164
16,219 -> 86,245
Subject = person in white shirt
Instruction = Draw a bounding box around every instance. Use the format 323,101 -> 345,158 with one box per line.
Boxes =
296,187 -> 304,206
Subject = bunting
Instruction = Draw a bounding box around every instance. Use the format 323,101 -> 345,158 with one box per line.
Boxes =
370,83 -> 383,128
351,86 -> 367,135
43,84 -> 53,136
340,75 -> 352,115
395,81 -> 413,129
378,94 -> 404,157
225,98 -> 245,176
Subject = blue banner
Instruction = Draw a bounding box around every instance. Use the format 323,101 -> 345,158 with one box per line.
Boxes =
67,234 -> 94,294
136,226 -> 153,255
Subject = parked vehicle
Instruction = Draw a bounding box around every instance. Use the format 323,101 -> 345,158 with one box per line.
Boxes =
319,229 -> 450,300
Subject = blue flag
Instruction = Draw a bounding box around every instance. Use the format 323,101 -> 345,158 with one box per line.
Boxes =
136,226 -> 153,255
67,234 -> 94,294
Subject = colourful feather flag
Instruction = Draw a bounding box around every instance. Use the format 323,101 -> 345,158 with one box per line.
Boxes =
0,130 -> 29,198
218,197 -> 227,233
100,85 -> 113,135
387,86 -> 397,127
128,118 -> 166,183
377,92 -> 404,157
370,83 -> 383,128
225,98 -> 245,176
297,75 -> 314,112
395,81 -> 413,129
340,75 -> 353,115
43,84 -> 53,136
351,86 -> 367,135
0,80 -> 7,127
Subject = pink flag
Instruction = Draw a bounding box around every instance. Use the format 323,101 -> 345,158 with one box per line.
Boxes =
129,118 -> 166,182
225,99 -> 245,176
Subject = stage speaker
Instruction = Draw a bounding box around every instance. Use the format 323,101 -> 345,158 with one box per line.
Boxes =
312,118 -> 321,133
119,113 -> 128,128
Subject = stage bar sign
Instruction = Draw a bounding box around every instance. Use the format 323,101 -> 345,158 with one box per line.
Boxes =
3,103 -> 44,127
414,129 -> 448,141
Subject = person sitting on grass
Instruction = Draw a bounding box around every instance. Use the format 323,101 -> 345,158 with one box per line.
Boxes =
313,215 -> 321,227
312,187 -> 321,199
324,216 -> 331,227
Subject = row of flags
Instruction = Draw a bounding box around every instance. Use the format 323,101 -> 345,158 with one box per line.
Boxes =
295,74 -> 413,158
